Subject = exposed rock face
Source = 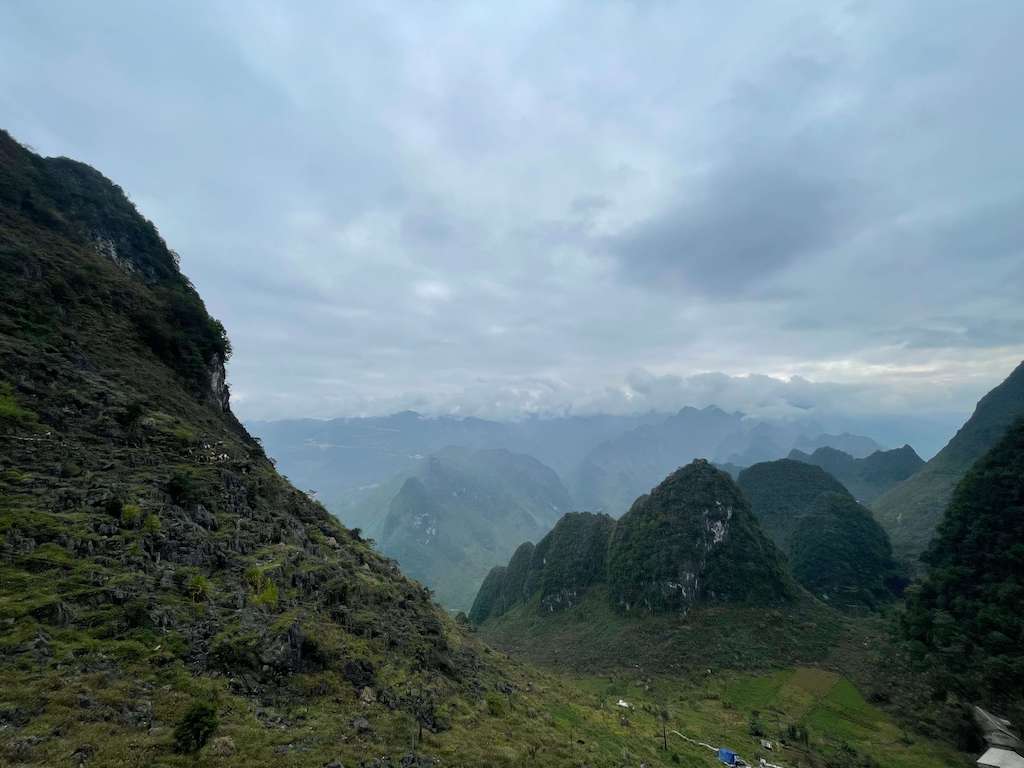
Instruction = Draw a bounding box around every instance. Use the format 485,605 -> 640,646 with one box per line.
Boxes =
207,353 -> 230,412
606,460 -> 794,614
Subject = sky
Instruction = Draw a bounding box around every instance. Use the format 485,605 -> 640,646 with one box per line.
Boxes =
2,1 -> 1022,454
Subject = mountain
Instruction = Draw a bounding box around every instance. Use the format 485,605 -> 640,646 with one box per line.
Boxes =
788,444 -> 924,502
474,460 -> 795,624
254,408 -> 886,525
791,432 -> 882,459
573,407 -> 883,516
250,411 -> 661,523
469,511 -> 614,623
372,447 -> 572,610
738,460 -> 899,608
737,459 -> 853,548
788,492 -> 899,609
903,416 -> 1024,727
606,460 -> 796,613
873,361 -> 1024,561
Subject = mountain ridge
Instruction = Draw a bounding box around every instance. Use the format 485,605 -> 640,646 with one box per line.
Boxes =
872,360 -> 1024,561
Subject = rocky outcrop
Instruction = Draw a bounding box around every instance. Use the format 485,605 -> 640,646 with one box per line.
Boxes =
606,460 -> 794,614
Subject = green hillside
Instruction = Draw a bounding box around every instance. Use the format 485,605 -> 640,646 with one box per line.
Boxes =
789,492 -> 900,610
607,460 -> 795,613
873,361 -> 1024,561
789,444 -> 924,503
470,511 -> 614,624
903,417 -> 1024,727
737,459 -> 852,548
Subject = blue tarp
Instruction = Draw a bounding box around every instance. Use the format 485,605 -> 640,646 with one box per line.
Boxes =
717,747 -> 737,765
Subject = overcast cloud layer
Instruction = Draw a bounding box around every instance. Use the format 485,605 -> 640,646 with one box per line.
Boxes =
2,2 -> 1022,450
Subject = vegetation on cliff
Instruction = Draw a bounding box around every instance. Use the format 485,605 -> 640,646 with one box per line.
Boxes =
873,361 -> 1024,561
903,417 -> 1024,727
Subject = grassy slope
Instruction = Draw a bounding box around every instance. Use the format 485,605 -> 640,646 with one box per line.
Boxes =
478,587 -> 974,765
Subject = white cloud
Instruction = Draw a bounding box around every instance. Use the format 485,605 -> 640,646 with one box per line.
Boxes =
1,0 -> 1021,453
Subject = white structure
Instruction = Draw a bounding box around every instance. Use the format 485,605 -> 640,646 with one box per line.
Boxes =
978,747 -> 1024,768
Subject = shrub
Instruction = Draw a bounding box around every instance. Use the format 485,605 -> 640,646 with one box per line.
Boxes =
485,692 -> 505,717
142,513 -> 161,534
121,503 -> 143,528
251,580 -> 278,608
167,470 -> 200,506
187,574 -> 210,602
173,700 -> 218,753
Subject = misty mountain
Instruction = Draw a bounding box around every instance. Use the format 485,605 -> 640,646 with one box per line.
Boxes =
368,447 -> 572,610
788,444 -> 924,503
873,361 -> 1024,561
791,432 -> 882,459
249,411 -> 660,524
573,406 -> 883,516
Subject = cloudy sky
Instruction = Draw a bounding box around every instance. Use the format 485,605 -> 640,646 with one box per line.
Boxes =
2,1 -> 1022,452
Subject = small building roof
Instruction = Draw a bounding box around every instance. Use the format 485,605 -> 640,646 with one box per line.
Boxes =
978,747 -> 1024,768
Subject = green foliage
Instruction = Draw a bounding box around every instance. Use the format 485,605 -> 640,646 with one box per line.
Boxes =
903,417 -> 1024,725
789,445 -> 924,503
120,503 -> 143,528
166,469 -> 200,506
607,461 -> 794,613
187,574 -> 211,603
738,458 -> 852,548
374,447 -> 573,611
748,710 -> 766,737
789,492 -> 899,609
528,512 -> 615,613
252,579 -> 279,608
0,381 -> 36,428
173,700 -> 219,753
485,692 -> 505,717
469,566 -> 508,625
142,513 -> 161,534
874,362 -> 1024,560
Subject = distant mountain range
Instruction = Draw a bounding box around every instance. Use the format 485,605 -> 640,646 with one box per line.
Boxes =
252,406 -> 885,525
574,407 -> 883,516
